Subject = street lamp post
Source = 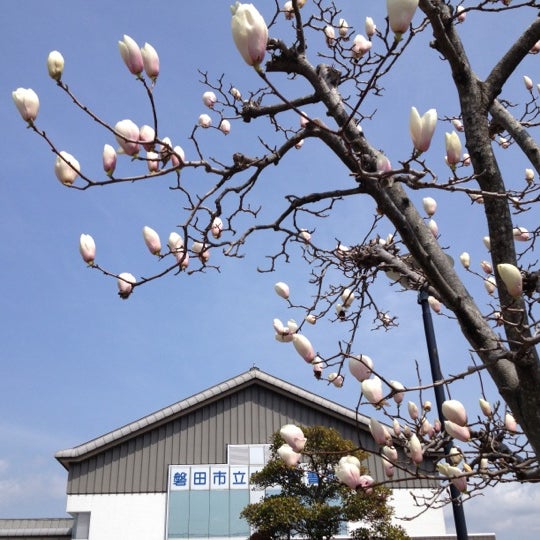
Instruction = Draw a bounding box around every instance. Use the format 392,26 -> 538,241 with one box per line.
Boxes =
418,290 -> 469,540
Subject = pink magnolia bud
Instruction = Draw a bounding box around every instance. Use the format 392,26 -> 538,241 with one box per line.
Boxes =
530,40 -> 540,54
505,412 -> 518,433
274,282 -> 290,299
146,151 -> 160,173
12,88 -> 40,123
351,34 -> 372,59
47,50 -> 64,81
362,376 -> 384,406
444,421 -> 470,442
231,87 -> 242,101
484,276 -> 497,295
118,35 -> 144,75
139,125 -> 155,151
480,260 -> 493,274
428,295 -> 441,313
422,196 -> 437,216
462,153 -> 471,166
408,401 -> 419,420
277,444 -> 301,466
171,146 -> 186,168
479,398 -> 492,417
273,318 -> 288,335
202,91 -> 217,108
349,354 -> 373,382
456,5 -> 466,22
230,2 -> 268,70
437,463 -> 467,492
357,475 -> 375,493
115,119 -> 140,156
452,118 -> 464,132
393,419 -> 401,436
423,400 -> 432,412
338,19 -> 350,39
211,217 -> 223,239
410,107 -> 437,153
389,380 -> 405,404
341,288 -> 355,307
524,75 -> 533,91
513,226 -> 530,242
219,119 -> 231,134
420,418 -> 434,437
442,399 -> 467,426
369,418 -> 390,445
280,424 -> 306,452
174,249 -> 189,270
287,319 -> 298,333
525,168 -> 535,183
483,236 -> 491,251
365,17 -> 376,38
386,0 -> 419,40
305,314 -> 316,325
292,334 -> 315,363
283,1 -> 294,19
408,434 -> 423,464
445,131 -> 462,168
336,458 -> 362,489
102,144 -> 117,176
497,263 -> 522,297
198,114 -> 212,128
324,25 -> 336,46
168,232 -> 184,253
54,151 -> 80,186
295,139 -> 304,150
428,219 -> 439,238
142,226 -> 161,255
449,446 -> 463,465
376,153 -> 392,172
79,234 -> 96,265
141,42 -> 159,81
117,272 -> 136,299
328,372 -> 344,387
312,357 -> 323,377
459,252 -> 470,269
299,229 -> 311,242
382,456 -> 395,477
382,445 -> 398,463
192,241 -> 210,263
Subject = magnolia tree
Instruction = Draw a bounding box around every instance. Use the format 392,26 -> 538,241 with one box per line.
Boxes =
12,0 -> 540,511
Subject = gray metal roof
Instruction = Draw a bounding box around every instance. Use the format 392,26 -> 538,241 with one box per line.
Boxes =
56,367 -> 371,463
0,518 -> 72,538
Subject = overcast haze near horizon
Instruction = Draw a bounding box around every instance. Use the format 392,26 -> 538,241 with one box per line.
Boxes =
1,2 -> 539,539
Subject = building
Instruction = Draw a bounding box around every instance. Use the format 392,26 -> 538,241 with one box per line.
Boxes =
0,368 -> 495,539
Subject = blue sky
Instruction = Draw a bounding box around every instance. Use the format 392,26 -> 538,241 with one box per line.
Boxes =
2,1 -> 539,538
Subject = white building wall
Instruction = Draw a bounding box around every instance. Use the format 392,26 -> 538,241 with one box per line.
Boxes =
66,493 -> 167,540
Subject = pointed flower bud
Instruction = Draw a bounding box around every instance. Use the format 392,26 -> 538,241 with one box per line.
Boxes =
118,35 -> 144,75
408,401 -> 419,420
54,151 -> 80,186
219,119 -> 231,134
480,260 -> 493,274
351,34 -> 372,59
141,42 -> 159,80
428,295 -> 441,313
389,380 -> 405,404
324,25 -> 336,46
146,151 -> 160,173
442,399 -> 467,426
369,418 -> 391,445
422,197 -> 437,217
459,252 -> 470,269
12,88 -> 40,123
139,125 -> 156,151
230,2 -> 268,70
408,434 -> 423,463
444,421 -> 470,442
305,314 -> 316,325
142,226 -> 161,255
198,114 -> 212,128
168,232 -> 184,253
338,19 -> 350,39
445,131 -> 462,167
497,263 -> 522,297
513,226 -> 530,242
386,0 -> 419,40
365,17 -> 376,38
525,168 -> 535,184
171,146 -> 186,168
292,334 -> 315,363
277,444 -> 301,466
524,75 -> 533,91
202,91 -> 217,108
479,398 -> 492,417
211,217 -> 223,239
102,144 -> 117,176
115,119 -> 140,156
274,282 -> 290,299
117,272 -> 136,299
47,51 -> 64,81
362,376 -> 384,406
79,234 -> 96,265
456,5 -> 467,22
280,424 -> 306,452
349,354 -> 373,382
505,412 -> 518,433
483,236 -> 491,251
484,276 -> 496,295
328,372 -> 344,387
341,288 -> 355,307
410,108 -> 437,153
335,457 -> 362,489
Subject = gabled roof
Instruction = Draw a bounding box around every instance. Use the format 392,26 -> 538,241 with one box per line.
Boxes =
55,367 -> 371,466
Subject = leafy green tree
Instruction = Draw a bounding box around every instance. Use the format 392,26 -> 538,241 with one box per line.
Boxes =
241,426 -> 408,540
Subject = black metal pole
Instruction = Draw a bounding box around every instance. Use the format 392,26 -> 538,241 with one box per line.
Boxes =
418,290 -> 469,540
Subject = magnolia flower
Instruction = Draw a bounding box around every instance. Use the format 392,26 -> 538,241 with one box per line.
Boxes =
386,0 -> 419,40
277,444 -> 301,466
230,2 -> 268,69
117,272 -> 136,299
141,42 -> 159,80
168,232 -> 184,253
118,35 -> 144,75
480,260 -> 493,274
280,424 -> 306,452
292,334 -> 316,363
484,276 -> 497,295
428,219 -> 439,238
202,91 -> 217,108
192,241 -> 210,263
369,418 -> 391,445
357,475 -> 375,493
482,236 -> 491,251
479,398 -> 492,417
324,25 -> 336,46
362,376 -> 384,406
79,234 -> 96,265
351,34 -> 372,58
389,380 -> 405,404
146,151 -> 160,173
445,131 -> 462,167
47,50 -> 64,81
422,196 -> 437,216
456,5 -> 467,22
230,87 -> 242,101
219,119 -> 231,134
525,168 -> 535,183
102,144 -> 117,176
449,446 -> 463,465
287,319 -> 298,333
513,226 -> 530,242
171,146 -> 186,168
410,107 -> 437,153
382,456 -> 395,477
376,153 -> 392,172
274,282 -> 290,299
142,226 -> 161,255
444,421 -> 470,442
198,114 -> 212,128
349,354 -> 373,382
382,445 -> 398,463
452,118 -> 464,132
115,119 -> 140,155
408,434 -> 423,464
335,457 -> 362,489
305,314 -> 316,325
365,17 -> 376,38
139,125 -> 156,151
442,399 -> 467,426
54,151 -> 80,186
428,295 -> 441,313
459,252 -> 471,269
328,372 -> 344,387
341,288 -> 355,307
12,88 -> 40,123
393,419 -> 401,436
338,19 -> 350,39
407,401 -> 419,420
211,217 -> 223,239
283,1 -> 294,19
437,463 -> 467,492
524,75 -> 533,91
497,263 -> 522,297
505,412 -> 518,433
